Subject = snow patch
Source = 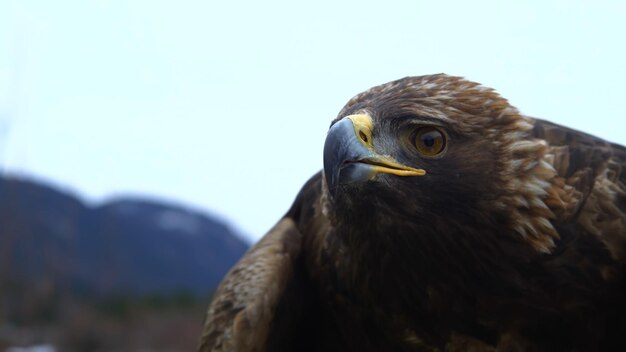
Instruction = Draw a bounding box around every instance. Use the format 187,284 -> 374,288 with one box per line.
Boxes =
156,209 -> 201,235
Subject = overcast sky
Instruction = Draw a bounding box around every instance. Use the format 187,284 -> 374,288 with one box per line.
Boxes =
0,0 -> 624,243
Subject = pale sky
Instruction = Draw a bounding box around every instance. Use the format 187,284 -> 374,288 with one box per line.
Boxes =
0,0 -> 624,243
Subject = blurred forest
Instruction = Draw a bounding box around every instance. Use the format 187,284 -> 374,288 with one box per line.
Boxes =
0,175 -> 249,351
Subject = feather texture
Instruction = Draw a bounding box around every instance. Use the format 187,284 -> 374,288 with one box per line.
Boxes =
199,75 -> 626,352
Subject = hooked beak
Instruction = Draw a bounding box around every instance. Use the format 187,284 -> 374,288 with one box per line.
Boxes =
323,114 -> 425,198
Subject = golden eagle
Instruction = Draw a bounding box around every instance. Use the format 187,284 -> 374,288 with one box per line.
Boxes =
199,74 -> 626,351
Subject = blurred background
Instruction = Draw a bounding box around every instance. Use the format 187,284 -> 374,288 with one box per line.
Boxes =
0,0 -> 624,350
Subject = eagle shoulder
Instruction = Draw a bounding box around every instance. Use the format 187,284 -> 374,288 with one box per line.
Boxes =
198,217 -> 304,351
533,118 -> 626,261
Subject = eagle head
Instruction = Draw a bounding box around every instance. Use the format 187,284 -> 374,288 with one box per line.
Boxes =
322,74 -> 560,253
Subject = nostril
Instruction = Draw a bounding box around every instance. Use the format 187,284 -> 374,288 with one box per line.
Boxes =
359,130 -> 369,143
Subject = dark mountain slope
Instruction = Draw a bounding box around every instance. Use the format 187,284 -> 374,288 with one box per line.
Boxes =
0,176 -> 249,297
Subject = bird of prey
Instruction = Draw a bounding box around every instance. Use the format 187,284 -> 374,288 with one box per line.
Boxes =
199,74 -> 626,351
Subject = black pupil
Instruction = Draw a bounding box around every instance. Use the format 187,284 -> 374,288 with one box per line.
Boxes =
422,133 -> 436,148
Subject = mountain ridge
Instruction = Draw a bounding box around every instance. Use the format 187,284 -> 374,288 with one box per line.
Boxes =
0,175 -> 249,297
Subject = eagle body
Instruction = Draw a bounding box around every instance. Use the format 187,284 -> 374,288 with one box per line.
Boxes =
199,75 -> 626,351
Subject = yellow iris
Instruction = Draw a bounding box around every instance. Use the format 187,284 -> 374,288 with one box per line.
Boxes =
414,127 -> 446,156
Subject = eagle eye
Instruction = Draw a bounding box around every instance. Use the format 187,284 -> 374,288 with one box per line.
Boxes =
412,126 -> 446,156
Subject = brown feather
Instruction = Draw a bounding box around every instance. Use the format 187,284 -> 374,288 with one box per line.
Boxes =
199,218 -> 303,351
199,74 -> 626,352
533,119 -> 626,261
